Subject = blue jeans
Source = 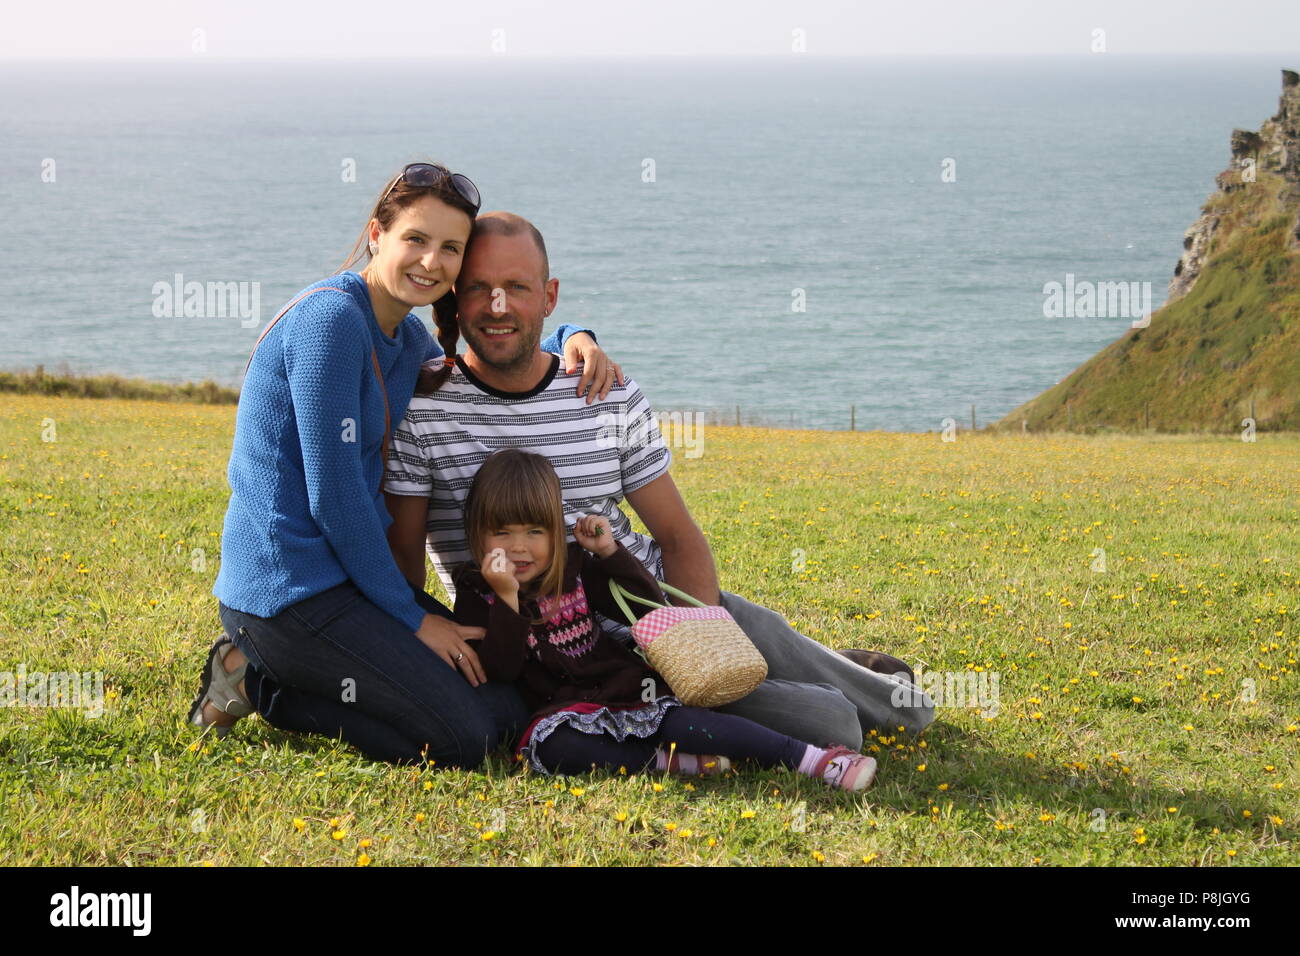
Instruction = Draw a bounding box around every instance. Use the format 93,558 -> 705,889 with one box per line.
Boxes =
218,580 -> 529,767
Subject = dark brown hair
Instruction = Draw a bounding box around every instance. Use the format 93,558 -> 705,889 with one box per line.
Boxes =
415,211 -> 552,396
338,164 -> 477,394
462,448 -> 568,622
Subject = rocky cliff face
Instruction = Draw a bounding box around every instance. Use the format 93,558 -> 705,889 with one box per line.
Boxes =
1168,69 -> 1300,302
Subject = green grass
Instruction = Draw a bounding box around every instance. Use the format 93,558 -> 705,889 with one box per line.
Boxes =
999,172 -> 1300,433
0,365 -> 239,405
1,395 -> 1296,865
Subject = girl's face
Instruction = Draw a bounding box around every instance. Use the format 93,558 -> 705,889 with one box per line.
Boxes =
483,523 -> 553,586
367,195 -> 472,310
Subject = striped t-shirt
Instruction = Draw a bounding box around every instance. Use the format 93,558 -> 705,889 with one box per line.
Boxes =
384,353 -> 672,610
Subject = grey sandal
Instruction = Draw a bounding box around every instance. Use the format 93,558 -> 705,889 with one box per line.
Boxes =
188,636 -> 253,737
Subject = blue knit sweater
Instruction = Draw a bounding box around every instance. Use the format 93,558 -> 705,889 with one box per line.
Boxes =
213,271 -> 587,631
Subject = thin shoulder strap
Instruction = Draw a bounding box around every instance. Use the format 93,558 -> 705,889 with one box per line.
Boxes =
244,285 -> 350,375
246,283 -> 392,494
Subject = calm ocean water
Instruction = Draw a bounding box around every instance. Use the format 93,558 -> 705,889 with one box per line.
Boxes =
1,55 -> 1296,430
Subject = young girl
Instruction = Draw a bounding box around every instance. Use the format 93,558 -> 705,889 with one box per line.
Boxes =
451,448 -> 879,791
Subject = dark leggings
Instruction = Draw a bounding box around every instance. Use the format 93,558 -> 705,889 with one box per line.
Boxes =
534,705 -> 810,775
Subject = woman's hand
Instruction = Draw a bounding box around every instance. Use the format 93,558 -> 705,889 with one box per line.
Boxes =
561,332 -> 624,404
481,549 -> 521,609
573,514 -> 617,559
415,613 -> 487,687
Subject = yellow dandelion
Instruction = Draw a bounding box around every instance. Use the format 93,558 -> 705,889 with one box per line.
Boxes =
614,811 -> 628,822
740,809 -> 756,819
292,818 -> 306,833
331,830 -> 347,840
811,850 -> 825,863
356,853 -> 370,867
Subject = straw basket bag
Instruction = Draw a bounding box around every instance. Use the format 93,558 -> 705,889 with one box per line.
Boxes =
608,579 -> 767,708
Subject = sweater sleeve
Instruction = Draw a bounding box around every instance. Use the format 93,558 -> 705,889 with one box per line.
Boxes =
540,323 -> 594,354
281,295 -> 427,633
581,541 -> 666,623
453,577 -> 532,683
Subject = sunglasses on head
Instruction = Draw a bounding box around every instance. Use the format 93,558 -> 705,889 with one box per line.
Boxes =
380,162 -> 481,213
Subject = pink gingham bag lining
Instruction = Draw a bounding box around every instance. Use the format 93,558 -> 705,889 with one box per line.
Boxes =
632,605 -> 735,650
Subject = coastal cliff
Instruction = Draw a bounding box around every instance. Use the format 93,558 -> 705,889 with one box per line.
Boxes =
999,70 -> 1300,433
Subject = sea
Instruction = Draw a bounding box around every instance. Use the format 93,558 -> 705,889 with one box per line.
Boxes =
1,54 -> 1296,431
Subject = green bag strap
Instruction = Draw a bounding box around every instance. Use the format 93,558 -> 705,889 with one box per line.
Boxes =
608,578 -> 708,626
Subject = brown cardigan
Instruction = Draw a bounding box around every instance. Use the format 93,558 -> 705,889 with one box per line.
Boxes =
452,541 -> 675,720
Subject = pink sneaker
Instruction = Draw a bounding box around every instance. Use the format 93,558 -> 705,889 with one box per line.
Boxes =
812,745 -> 878,792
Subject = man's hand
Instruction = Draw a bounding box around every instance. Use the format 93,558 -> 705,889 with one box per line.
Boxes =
562,332 -> 624,404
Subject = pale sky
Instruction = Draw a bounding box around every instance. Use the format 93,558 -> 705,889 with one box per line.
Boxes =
3,0 -> 1298,58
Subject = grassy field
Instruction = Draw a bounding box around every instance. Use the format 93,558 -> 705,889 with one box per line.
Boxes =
1,394 -> 1296,866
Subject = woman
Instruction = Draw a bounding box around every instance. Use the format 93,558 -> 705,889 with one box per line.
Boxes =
188,162 -> 621,767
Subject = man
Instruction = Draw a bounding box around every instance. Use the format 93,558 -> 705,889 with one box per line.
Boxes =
384,211 -> 934,748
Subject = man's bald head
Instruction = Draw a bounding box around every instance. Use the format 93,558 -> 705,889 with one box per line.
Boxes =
467,211 -> 550,284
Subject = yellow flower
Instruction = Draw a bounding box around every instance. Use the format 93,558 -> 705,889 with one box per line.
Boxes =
1167,807 -> 1178,814
664,822 -> 677,832
480,831 -> 496,841
331,830 -> 347,840
569,787 -> 586,797
1039,812 -> 1056,823
740,810 -> 756,819
1270,815 -> 1283,825
937,783 -> 949,791
358,838 -> 372,848
292,818 -> 306,833
678,829 -> 693,839
1242,810 -> 1252,818
862,853 -> 878,864
356,853 -> 371,867
915,763 -> 926,772
652,782 -> 664,792
614,811 -> 628,822
423,781 -> 434,791
414,812 -> 426,823
1226,849 -> 1237,858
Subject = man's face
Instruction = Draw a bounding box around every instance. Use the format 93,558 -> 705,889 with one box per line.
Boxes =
455,231 -> 556,371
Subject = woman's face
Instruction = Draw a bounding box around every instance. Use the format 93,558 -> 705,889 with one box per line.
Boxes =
368,195 -> 472,308
481,523 -> 553,586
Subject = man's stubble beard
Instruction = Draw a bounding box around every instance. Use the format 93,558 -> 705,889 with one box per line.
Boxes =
460,310 -> 544,373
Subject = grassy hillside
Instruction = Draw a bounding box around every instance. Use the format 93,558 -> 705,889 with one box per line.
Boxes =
998,173 -> 1299,433
1,395 -> 1296,865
